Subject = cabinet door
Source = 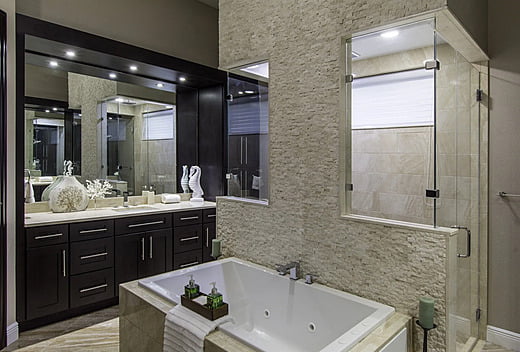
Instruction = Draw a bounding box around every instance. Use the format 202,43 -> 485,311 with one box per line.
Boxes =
26,243 -> 68,320
115,232 -> 143,291
202,223 -> 216,263
140,229 -> 172,278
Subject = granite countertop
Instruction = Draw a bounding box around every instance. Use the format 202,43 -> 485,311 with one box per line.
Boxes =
24,201 -> 216,227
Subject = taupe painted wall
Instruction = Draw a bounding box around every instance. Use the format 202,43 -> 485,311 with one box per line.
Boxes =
25,64 -> 68,101
16,0 -> 219,67
447,0 -> 488,53
488,0 -> 520,334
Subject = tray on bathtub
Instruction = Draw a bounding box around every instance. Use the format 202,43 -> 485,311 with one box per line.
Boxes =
181,294 -> 229,321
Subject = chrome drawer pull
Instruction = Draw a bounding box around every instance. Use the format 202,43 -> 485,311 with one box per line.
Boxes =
206,228 -> 209,247
180,216 -> 198,221
180,236 -> 198,242
80,252 -> 108,260
34,233 -> 63,240
79,228 -> 107,234
179,261 -> 199,268
207,214 -> 216,218
149,236 -> 153,259
62,250 -> 66,277
128,220 -> 164,228
141,237 -> 145,261
80,283 -> 108,293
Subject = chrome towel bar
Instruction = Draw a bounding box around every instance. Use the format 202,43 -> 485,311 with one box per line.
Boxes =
498,191 -> 520,197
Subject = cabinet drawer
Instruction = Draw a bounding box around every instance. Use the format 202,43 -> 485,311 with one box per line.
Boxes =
115,213 -> 172,235
70,220 -> 114,242
173,249 -> 202,270
173,225 -> 202,254
203,208 -> 216,223
70,238 -> 114,275
26,224 -> 68,248
173,210 -> 202,226
70,268 -> 114,308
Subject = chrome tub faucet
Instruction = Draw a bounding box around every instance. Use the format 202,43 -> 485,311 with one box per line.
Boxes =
275,261 -> 300,280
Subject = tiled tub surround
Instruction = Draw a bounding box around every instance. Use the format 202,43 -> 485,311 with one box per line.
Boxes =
139,258 -> 395,352
120,276 -> 412,352
218,0 -> 488,350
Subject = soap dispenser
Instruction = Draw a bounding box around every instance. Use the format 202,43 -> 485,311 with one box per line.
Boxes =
184,275 -> 200,299
206,282 -> 223,309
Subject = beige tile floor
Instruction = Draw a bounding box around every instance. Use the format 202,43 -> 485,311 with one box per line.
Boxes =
1,306 -> 119,352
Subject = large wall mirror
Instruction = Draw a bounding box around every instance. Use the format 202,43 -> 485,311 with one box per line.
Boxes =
18,16 -> 226,207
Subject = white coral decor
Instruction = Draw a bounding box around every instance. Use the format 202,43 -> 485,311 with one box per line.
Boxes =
86,179 -> 113,200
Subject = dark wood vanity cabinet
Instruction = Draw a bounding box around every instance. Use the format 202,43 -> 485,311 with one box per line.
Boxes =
114,214 -> 173,294
21,207 -> 215,328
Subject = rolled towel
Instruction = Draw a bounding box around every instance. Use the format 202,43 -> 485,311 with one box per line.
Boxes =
161,193 -> 181,204
163,305 -> 233,352
24,180 -> 35,203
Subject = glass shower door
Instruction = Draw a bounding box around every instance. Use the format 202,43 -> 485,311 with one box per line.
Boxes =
435,35 -> 485,350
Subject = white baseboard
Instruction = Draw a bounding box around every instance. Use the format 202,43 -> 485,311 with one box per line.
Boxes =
487,325 -> 520,351
6,322 -> 18,346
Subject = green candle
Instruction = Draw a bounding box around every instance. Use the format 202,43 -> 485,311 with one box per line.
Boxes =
419,296 -> 435,329
211,239 -> 221,258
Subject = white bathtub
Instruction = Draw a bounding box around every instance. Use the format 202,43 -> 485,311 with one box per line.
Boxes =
138,257 -> 395,352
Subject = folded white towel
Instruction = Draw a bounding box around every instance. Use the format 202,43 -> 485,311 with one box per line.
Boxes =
163,305 -> 233,352
252,175 -> 261,190
24,180 -> 35,203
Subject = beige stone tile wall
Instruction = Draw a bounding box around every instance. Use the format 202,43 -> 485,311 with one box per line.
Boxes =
218,1 -> 460,350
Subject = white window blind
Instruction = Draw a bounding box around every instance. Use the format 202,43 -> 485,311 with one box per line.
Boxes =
228,99 -> 268,135
351,69 -> 434,129
142,108 -> 175,140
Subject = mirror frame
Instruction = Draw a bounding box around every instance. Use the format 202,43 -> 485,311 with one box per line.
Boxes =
15,14 -> 227,325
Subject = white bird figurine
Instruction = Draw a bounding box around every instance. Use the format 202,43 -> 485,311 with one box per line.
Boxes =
188,166 -> 204,199
180,165 -> 190,193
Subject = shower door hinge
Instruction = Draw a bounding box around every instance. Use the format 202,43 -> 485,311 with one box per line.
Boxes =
226,94 -> 233,102
424,59 -> 441,70
425,189 -> 440,198
346,183 -> 353,191
476,308 -> 481,321
346,74 -> 354,83
476,89 -> 483,102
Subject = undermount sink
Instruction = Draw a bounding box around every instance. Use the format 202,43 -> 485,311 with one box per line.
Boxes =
111,205 -> 159,213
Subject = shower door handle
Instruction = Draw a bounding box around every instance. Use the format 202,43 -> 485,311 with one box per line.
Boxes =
451,225 -> 471,258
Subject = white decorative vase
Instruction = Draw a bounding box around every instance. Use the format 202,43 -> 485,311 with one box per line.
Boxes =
48,176 -> 89,212
188,166 -> 204,199
181,165 -> 190,193
41,175 -> 64,201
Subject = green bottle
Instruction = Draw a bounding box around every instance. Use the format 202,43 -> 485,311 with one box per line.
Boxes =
206,282 -> 223,309
184,275 -> 200,299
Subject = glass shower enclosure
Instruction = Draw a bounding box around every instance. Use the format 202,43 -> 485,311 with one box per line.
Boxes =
347,18 -> 488,351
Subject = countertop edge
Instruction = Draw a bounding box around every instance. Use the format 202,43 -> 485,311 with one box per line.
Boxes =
24,201 -> 216,227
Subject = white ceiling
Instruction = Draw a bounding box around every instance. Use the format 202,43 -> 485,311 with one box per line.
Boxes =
196,0 -> 218,9
352,20 -> 442,60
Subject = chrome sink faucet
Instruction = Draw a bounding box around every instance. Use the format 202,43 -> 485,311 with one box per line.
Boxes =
275,261 -> 300,280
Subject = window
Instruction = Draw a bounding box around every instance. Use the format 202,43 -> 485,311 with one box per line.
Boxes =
142,108 -> 175,140
226,61 -> 269,203
352,69 -> 434,129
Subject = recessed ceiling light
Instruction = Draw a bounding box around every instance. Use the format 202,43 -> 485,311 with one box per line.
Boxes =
156,83 -> 164,88
52,107 -> 58,111
65,50 -> 76,57
115,98 -> 124,103
244,90 -> 254,94
109,73 -> 117,79
179,77 -> 186,82
129,65 -> 138,71
165,105 -> 173,108
45,109 -> 50,113
49,60 -> 58,67
380,30 -> 399,38
238,91 -> 244,95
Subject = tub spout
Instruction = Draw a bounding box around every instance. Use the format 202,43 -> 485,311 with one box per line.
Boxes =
275,262 -> 300,280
